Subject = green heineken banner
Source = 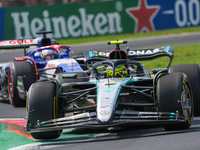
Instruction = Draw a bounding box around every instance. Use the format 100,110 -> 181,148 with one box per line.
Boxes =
2,0 -> 200,40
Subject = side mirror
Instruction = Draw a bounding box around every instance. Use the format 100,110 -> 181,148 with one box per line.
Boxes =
62,74 -> 77,79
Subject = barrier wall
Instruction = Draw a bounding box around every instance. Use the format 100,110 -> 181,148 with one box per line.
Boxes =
1,0 -> 200,40
0,8 -> 5,40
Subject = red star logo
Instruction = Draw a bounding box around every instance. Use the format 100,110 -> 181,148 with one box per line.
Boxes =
126,0 -> 160,33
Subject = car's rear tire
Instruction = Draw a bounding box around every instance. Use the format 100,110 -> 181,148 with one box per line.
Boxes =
157,72 -> 194,131
8,61 -> 35,107
169,64 -> 200,116
27,81 -> 62,139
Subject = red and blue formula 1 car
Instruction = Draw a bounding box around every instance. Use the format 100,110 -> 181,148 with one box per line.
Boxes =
26,40 -> 196,140
0,31 -> 85,107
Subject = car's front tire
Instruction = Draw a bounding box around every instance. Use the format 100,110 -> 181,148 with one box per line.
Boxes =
27,81 -> 62,139
169,64 -> 200,116
157,72 -> 194,131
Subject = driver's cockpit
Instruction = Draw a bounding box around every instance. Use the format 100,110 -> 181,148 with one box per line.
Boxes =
90,60 -> 142,79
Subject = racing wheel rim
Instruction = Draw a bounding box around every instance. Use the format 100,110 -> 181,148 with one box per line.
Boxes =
181,83 -> 193,125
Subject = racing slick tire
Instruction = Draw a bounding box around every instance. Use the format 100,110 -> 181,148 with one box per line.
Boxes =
27,81 -> 62,139
157,72 -> 194,131
169,64 -> 200,116
8,61 -> 35,107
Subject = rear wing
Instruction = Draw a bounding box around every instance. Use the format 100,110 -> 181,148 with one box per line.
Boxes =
127,46 -> 174,68
76,40 -> 174,69
0,39 -> 36,49
127,46 -> 174,60
0,31 -> 56,55
85,51 -> 109,60
83,46 -> 174,66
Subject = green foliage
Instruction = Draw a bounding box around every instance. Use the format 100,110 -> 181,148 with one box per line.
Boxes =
173,44 -> 200,65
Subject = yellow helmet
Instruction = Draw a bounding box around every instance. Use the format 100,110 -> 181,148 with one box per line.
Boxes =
106,65 -> 128,78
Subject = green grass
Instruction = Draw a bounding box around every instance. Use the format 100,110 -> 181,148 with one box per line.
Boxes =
173,44 -> 200,64
57,26 -> 200,45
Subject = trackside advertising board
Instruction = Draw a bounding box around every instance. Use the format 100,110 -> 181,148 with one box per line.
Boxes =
0,8 -> 5,40
2,0 -> 200,40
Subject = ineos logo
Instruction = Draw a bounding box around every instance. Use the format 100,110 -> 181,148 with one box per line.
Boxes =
100,110 -> 110,116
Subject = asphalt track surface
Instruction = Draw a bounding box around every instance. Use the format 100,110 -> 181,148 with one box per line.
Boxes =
1,32 -> 200,150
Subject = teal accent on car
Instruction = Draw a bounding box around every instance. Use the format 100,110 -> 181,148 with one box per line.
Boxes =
153,68 -> 166,71
90,80 -> 99,104
165,46 -> 170,52
115,78 -> 139,104
89,51 -> 93,58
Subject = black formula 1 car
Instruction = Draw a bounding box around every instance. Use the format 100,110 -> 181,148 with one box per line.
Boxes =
26,40 -> 195,139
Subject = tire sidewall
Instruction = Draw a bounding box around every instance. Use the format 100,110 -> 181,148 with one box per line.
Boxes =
169,64 -> 200,116
157,72 -> 193,129
27,81 -> 62,139
8,61 -> 35,107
